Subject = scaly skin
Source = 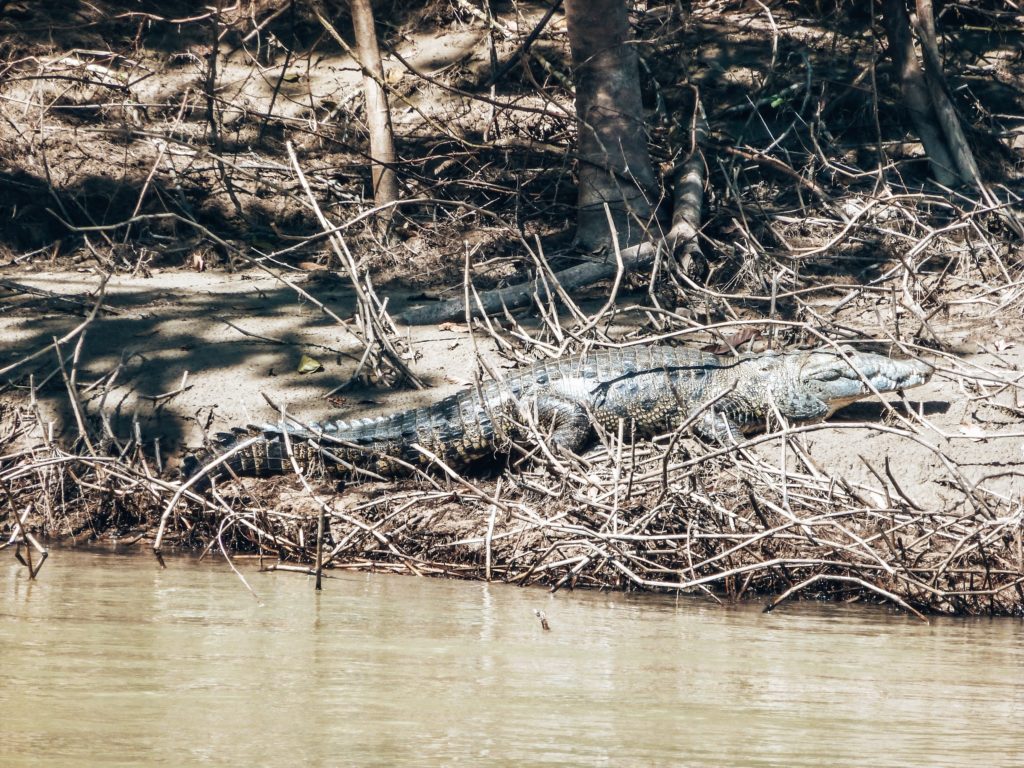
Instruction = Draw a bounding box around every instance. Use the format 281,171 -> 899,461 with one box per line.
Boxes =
183,345 -> 933,480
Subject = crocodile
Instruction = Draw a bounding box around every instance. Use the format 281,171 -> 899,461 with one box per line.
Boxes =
182,345 -> 933,482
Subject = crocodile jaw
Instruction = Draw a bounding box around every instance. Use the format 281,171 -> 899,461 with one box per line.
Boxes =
798,348 -> 933,416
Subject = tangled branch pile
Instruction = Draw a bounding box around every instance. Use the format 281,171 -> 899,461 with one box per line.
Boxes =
2,2 -> 1023,616
3,348 -> 1023,618
5,197 -> 1023,616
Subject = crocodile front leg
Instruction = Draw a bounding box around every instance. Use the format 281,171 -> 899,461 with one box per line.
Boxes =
693,410 -> 744,444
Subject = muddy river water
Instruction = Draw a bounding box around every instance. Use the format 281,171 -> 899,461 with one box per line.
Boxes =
2,548 -> 1023,767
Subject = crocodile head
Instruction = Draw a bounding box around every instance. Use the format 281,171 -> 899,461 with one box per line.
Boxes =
793,346 -> 934,417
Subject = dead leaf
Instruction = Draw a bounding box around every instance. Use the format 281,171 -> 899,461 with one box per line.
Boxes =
703,327 -> 762,355
297,354 -> 323,374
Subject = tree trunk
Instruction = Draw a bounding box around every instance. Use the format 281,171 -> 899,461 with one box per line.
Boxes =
879,1 -> 1022,236
565,0 -> 658,252
911,0 -> 983,187
397,95 -> 708,326
879,0 -> 959,186
349,0 -> 399,207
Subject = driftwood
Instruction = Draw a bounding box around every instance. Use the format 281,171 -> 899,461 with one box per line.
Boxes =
5,347 -> 1023,617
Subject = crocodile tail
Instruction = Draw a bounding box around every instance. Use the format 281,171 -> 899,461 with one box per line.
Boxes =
278,413 -> 398,445
180,413 -> 406,485
182,388 -> 496,484
269,394 -> 480,464
182,428 -> 317,483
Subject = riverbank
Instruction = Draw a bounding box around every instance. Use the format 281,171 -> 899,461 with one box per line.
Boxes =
2,269 -> 1023,616
2,0 -> 1023,616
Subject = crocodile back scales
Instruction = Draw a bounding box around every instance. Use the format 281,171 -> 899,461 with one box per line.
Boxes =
183,345 -> 931,480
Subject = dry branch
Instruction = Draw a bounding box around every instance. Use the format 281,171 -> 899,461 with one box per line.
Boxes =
398,98 -> 708,326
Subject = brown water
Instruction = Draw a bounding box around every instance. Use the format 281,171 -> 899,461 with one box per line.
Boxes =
2,548 -> 1023,767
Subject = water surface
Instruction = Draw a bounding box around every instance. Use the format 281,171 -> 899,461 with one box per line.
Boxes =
2,548 -> 1022,767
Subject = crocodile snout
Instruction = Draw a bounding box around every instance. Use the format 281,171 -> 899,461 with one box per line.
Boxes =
801,350 -> 934,403
893,357 -> 934,388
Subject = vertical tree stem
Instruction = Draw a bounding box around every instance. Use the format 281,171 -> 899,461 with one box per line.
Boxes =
349,0 -> 399,207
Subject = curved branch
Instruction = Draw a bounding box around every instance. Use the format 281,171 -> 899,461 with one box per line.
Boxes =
398,102 -> 707,326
